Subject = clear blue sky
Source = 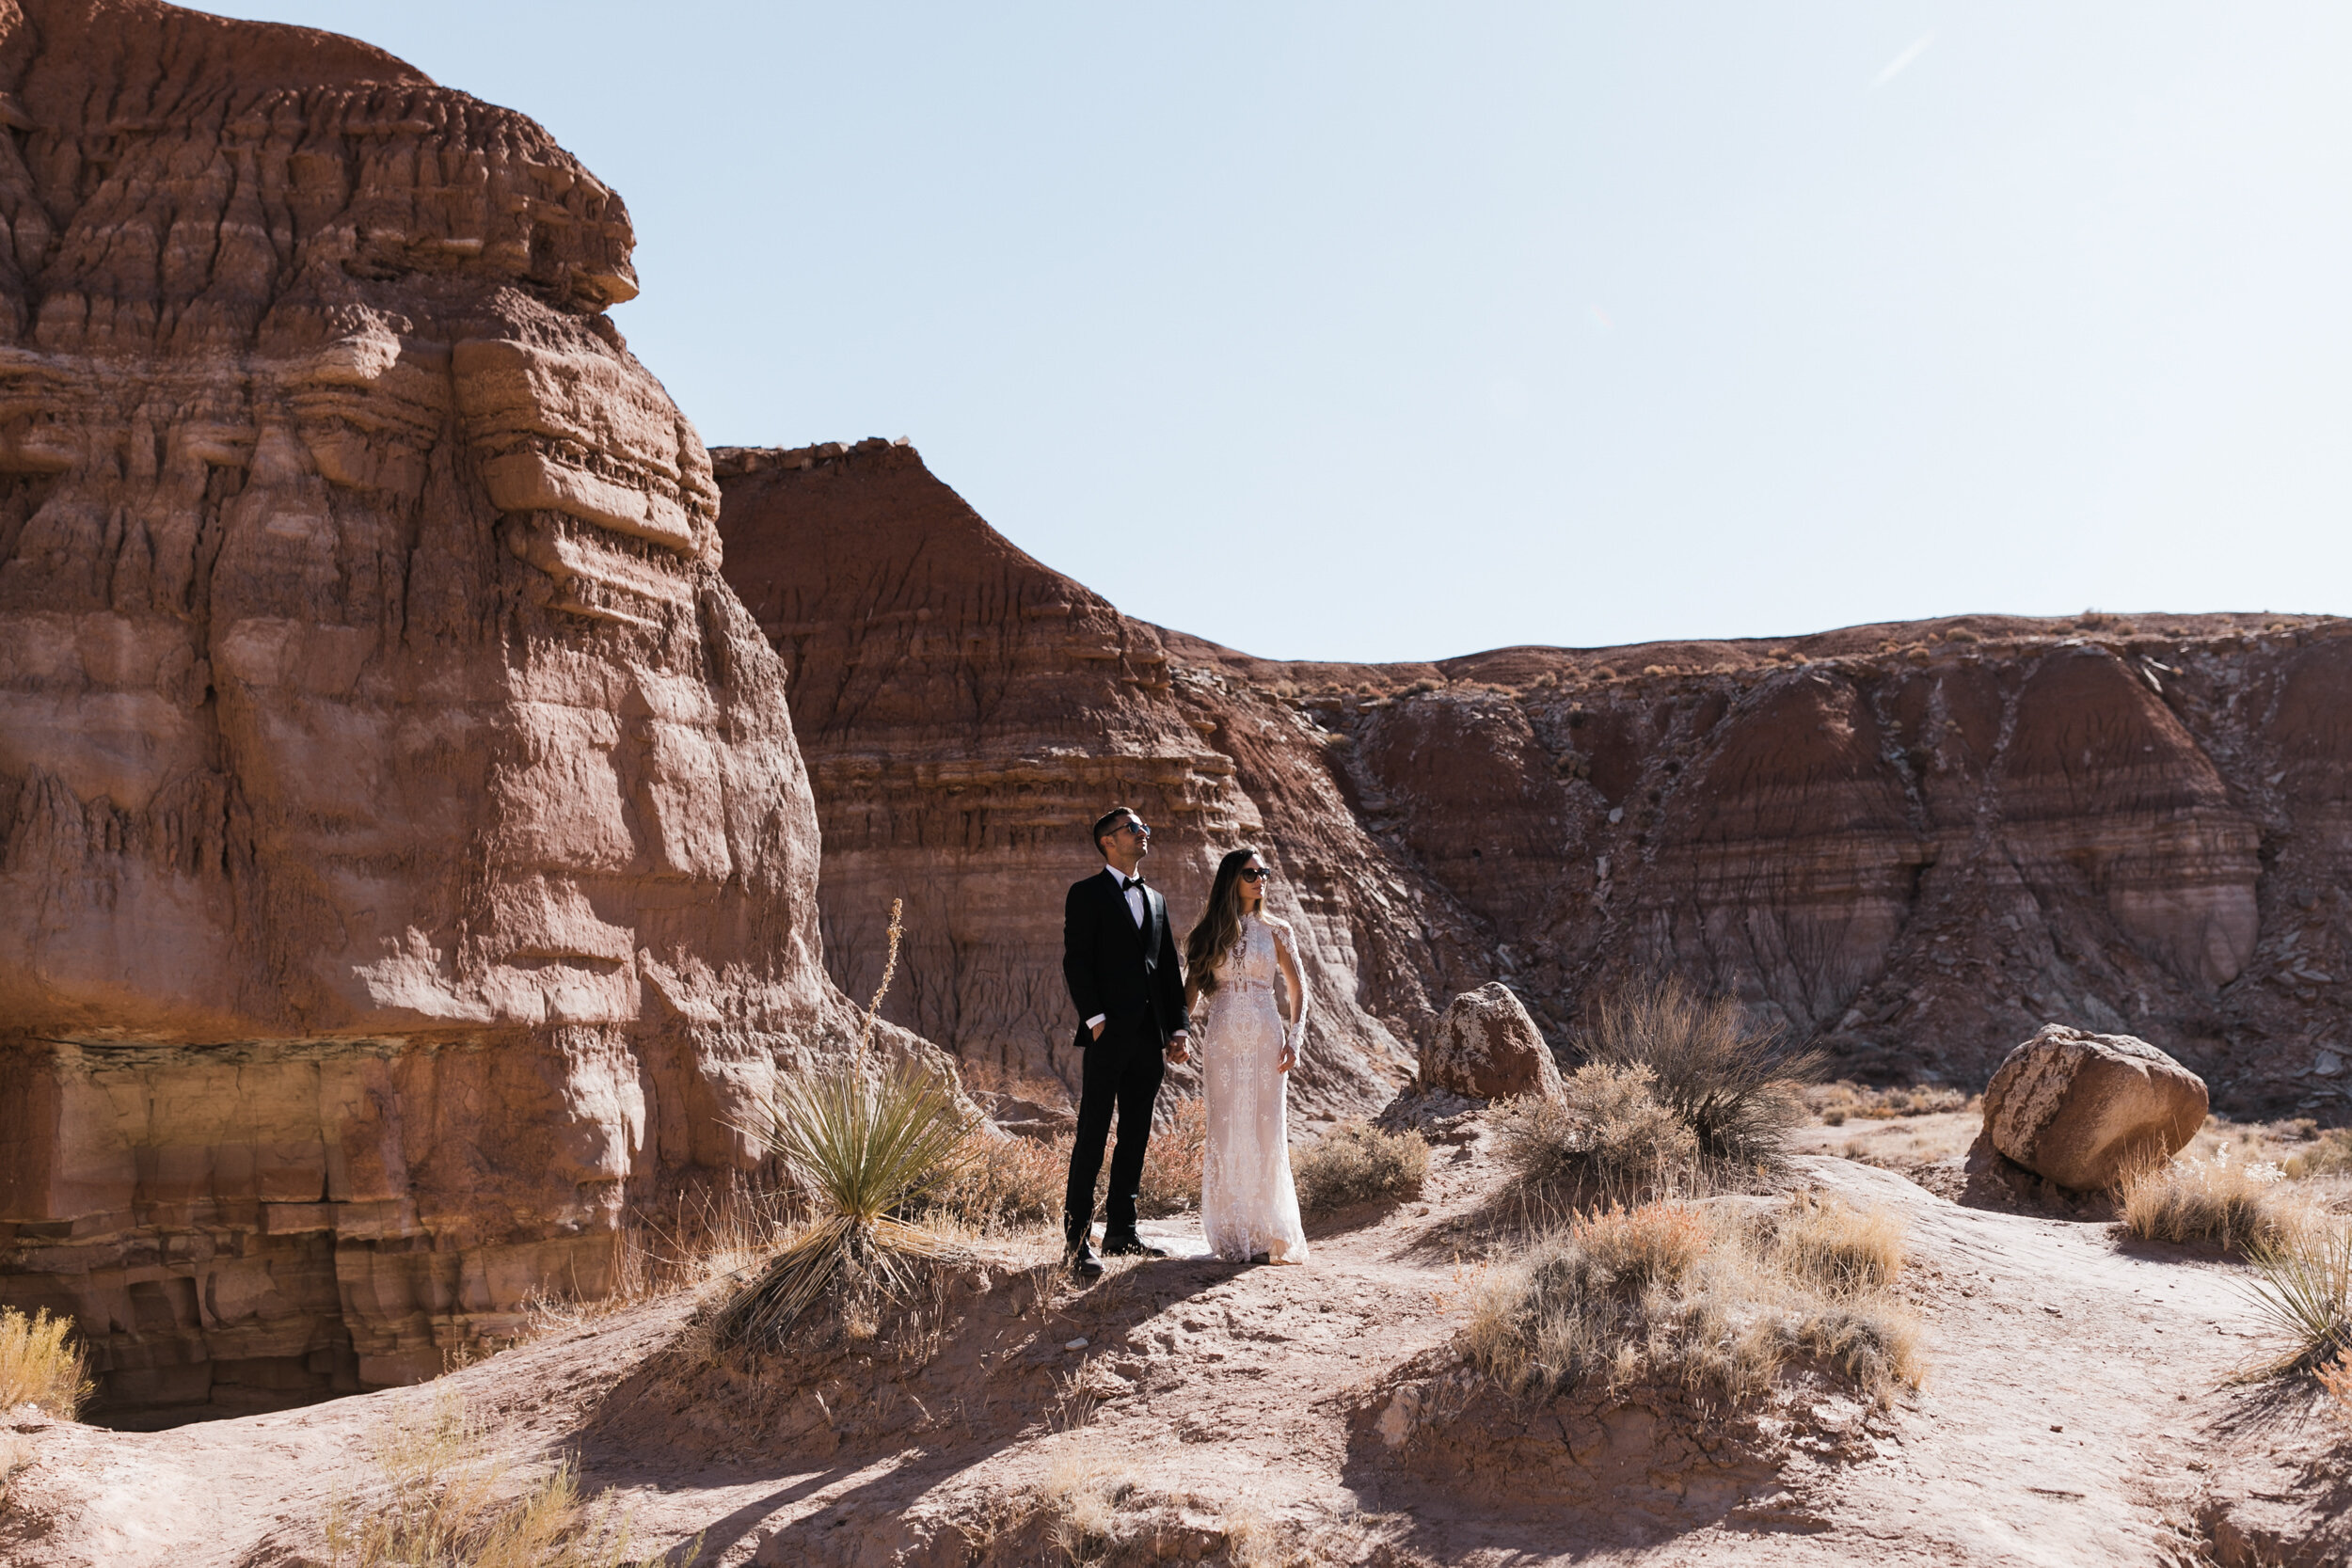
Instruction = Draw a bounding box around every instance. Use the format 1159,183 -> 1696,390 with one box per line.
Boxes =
211,3 -> 2352,661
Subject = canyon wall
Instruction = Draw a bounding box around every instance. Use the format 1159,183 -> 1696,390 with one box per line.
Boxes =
0,0 -> 892,1424
717,440 -> 2350,1121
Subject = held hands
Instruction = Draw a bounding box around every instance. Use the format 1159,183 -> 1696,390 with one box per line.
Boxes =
1166,1033 -> 1191,1066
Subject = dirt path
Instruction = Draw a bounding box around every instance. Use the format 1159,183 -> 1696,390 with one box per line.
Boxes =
2,1147 -> 2334,1567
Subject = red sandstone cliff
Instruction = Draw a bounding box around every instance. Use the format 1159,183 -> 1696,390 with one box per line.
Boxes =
716,440 -> 2350,1122
0,0 -> 908,1424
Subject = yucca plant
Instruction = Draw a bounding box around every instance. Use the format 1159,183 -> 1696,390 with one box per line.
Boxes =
712,901 -> 977,1350
2241,1223 -> 2352,1378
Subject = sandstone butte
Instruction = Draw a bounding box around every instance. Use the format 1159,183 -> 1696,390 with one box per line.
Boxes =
713,436 -> 2352,1131
0,0 -> 939,1425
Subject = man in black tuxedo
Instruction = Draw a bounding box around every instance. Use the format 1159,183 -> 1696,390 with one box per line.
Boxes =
1060,804 -> 1191,1277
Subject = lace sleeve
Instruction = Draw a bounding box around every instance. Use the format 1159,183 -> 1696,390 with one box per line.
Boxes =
1269,916 -> 1308,1037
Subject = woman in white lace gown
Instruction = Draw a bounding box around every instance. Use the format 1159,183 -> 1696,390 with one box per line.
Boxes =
1183,847 -> 1310,1265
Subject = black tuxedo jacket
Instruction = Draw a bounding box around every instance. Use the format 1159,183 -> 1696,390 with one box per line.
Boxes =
1062,869 -> 1191,1052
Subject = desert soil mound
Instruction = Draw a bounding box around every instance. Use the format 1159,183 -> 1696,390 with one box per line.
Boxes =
6,1129 -> 2344,1568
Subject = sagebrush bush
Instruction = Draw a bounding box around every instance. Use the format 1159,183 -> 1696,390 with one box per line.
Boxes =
2118,1154 -> 2304,1254
1491,1063 -> 1700,1207
1294,1121 -> 1431,1214
1464,1194 -> 1921,1407
0,1307 -> 89,1418
1579,977 -> 1819,1169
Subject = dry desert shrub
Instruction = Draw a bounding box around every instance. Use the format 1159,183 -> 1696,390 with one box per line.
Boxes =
2118,1150 -> 2304,1254
1132,1096 -> 1208,1218
1579,977 -> 1819,1171
2241,1223 -> 2352,1379
1465,1193 -> 1921,1408
2285,1128 -> 2352,1180
1294,1120 -> 1431,1214
0,1307 -> 90,1418
1807,1080 -> 1971,1126
927,1128 -> 1067,1230
1491,1062 -> 1701,1209
2319,1348 -> 2352,1425
323,1389 -> 633,1568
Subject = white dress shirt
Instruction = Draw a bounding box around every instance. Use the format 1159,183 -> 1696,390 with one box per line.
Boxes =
1087,864 -> 1186,1041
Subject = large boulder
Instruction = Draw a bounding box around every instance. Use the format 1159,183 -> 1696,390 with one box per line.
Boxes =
1981,1024 -> 2208,1190
1421,983 -> 1563,1101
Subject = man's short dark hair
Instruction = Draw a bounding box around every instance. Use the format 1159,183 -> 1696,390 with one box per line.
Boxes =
1091,806 -> 1138,856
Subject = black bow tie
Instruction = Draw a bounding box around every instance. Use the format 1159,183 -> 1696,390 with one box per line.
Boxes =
1121,874 -> 1147,891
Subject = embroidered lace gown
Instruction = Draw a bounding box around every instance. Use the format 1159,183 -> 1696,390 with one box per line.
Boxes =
1198,912 -> 1310,1264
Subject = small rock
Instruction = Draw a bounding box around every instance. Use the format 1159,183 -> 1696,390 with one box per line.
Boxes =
1980,1023 -> 2207,1190
1420,982 -> 1564,1101
1065,1337 -> 1089,1351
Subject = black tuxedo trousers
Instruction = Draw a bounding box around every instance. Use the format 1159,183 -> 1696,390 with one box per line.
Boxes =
1063,1018 -> 1167,1244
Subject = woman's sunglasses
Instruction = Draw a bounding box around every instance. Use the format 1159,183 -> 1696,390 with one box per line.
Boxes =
1239,867 -> 1270,882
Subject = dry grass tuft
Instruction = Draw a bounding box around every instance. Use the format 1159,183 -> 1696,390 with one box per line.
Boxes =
323,1388 -> 634,1568
1579,977 -> 1819,1171
2240,1223 -> 2352,1379
522,1182 -> 785,1339
1491,1063 -> 1700,1209
1465,1193 -> 1921,1408
2284,1128 -> 2352,1180
0,1307 -> 90,1418
1779,1191 -> 1906,1293
1295,1120 -> 1431,1214
1038,1453 -> 1140,1565
2118,1151 -> 2305,1254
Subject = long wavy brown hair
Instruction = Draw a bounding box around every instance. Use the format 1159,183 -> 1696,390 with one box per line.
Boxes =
1184,847 -> 1263,1011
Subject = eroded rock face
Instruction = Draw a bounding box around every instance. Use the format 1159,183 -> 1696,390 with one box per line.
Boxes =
1981,1024 -> 2208,1190
718,440 -> 2352,1117
1422,983 -> 1562,1101
0,0 -> 877,1422
710,441 -> 1428,1117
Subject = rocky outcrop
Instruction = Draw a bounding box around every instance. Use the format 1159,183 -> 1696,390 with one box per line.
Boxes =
0,0 -> 895,1423
1421,984 -> 1563,1101
717,442 -> 2352,1119
1981,1025 -> 2208,1190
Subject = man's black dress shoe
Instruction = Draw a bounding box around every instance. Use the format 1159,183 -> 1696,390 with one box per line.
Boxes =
1067,1243 -> 1104,1279
1100,1232 -> 1167,1259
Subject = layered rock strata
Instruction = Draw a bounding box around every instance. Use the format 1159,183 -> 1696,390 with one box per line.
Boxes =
0,0 -> 896,1424
717,441 -> 2352,1119
710,440 -> 1424,1117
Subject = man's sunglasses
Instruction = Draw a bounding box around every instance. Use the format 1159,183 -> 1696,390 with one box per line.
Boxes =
1119,820 -> 1152,837
1239,867 -> 1270,882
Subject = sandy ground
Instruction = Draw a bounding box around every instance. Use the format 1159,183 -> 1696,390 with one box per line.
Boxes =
4,1124 -> 2346,1567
